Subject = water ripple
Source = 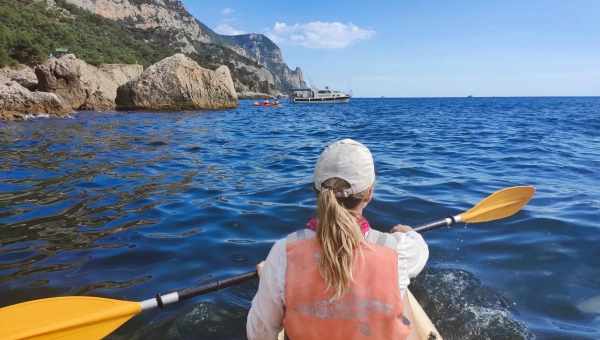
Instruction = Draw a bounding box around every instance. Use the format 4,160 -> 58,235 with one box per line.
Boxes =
1,97 -> 600,338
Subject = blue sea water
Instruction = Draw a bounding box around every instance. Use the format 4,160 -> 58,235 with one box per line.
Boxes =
1,97 -> 599,339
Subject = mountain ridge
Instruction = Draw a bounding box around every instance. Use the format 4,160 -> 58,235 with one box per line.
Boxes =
60,0 -> 305,94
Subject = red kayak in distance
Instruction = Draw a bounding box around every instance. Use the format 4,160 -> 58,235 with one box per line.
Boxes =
254,100 -> 281,107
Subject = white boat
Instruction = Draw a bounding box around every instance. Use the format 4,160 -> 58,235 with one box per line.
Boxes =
290,87 -> 351,103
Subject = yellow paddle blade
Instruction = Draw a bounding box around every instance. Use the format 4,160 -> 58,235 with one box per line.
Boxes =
459,186 -> 535,223
0,296 -> 141,340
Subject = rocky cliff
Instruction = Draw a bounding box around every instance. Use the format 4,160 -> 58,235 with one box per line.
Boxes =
224,34 -> 305,91
0,65 -> 38,90
1,76 -> 72,121
116,54 -> 238,110
35,54 -> 143,110
62,0 -> 215,53
61,0 -> 306,95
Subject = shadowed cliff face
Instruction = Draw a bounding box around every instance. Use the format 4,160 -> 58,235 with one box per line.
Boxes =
61,0 -> 306,94
226,34 -> 284,66
224,34 -> 306,91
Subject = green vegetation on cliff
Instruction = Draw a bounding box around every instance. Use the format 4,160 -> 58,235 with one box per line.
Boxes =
0,0 -> 278,94
0,0 -> 172,67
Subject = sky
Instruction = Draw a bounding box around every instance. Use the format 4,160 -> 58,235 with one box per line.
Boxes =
183,0 -> 600,97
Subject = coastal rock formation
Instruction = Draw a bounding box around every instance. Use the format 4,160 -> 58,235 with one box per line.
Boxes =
116,54 -> 238,110
0,65 -> 38,90
35,54 -> 143,110
0,77 -> 72,121
99,64 -> 145,89
63,0 -> 213,53
237,91 -> 275,99
61,0 -> 306,94
224,34 -> 305,91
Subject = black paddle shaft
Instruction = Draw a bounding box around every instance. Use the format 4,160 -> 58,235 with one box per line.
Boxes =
178,271 -> 258,301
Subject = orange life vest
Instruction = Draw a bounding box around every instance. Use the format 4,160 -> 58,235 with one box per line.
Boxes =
283,229 -> 411,340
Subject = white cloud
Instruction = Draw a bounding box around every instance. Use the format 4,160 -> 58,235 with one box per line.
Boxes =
266,21 -> 375,49
214,23 -> 245,36
221,7 -> 234,16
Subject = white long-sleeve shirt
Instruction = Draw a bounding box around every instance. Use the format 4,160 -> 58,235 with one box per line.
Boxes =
246,229 -> 429,340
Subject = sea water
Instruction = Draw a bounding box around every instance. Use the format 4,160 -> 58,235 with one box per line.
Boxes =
1,97 -> 599,339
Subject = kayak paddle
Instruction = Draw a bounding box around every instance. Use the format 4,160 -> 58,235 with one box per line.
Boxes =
0,185 -> 534,340
414,185 -> 535,232
0,271 -> 258,340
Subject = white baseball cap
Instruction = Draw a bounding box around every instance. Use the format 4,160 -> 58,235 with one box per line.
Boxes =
314,139 -> 375,196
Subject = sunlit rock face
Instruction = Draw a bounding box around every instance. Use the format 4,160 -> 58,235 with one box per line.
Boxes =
35,54 -> 143,110
0,77 -> 72,121
116,54 -> 238,110
0,65 -> 38,90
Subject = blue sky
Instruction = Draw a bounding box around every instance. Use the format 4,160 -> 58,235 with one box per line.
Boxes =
183,0 -> 600,97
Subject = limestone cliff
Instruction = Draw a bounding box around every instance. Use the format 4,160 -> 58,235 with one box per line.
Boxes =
1,77 -> 72,121
35,54 -> 143,110
116,54 -> 238,110
0,65 -> 38,90
223,34 -> 305,91
61,0 -> 306,94
62,0 -> 214,54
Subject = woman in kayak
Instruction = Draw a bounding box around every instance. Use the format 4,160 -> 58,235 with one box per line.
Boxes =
247,139 -> 429,340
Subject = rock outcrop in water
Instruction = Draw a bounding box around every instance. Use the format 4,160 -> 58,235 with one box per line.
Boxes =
0,77 -> 72,121
0,65 -> 38,90
35,54 -> 143,110
116,54 -> 238,110
0,53 -> 237,119
61,0 -> 305,95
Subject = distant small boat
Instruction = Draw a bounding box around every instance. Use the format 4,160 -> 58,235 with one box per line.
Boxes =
254,100 -> 280,107
290,86 -> 351,104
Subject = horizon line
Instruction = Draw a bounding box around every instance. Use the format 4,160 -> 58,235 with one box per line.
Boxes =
353,95 -> 600,99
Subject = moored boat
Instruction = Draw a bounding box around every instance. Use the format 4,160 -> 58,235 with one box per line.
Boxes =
290,87 -> 351,103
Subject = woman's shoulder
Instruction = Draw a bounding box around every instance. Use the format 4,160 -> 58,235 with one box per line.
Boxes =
365,228 -> 399,250
366,229 -> 428,252
285,228 -> 316,243
263,228 -> 317,268
267,228 -> 316,256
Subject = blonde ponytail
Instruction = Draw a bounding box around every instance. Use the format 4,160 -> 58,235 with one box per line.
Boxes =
316,178 -> 368,300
